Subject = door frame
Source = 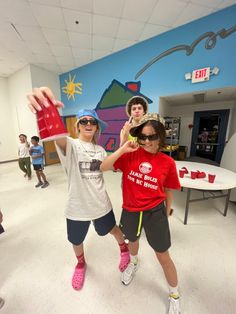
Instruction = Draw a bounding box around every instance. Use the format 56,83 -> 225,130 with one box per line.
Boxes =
190,109 -> 230,163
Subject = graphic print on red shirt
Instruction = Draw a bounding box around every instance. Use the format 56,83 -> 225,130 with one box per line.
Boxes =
114,148 -> 181,212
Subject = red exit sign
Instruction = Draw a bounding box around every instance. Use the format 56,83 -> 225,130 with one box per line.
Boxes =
192,67 -> 210,83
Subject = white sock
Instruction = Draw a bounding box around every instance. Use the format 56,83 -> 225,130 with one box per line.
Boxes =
130,255 -> 138,265
169,285 -> 179,298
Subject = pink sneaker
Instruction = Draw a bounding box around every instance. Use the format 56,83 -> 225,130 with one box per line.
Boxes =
119,251 -> 130,272
72,265 -> 86,290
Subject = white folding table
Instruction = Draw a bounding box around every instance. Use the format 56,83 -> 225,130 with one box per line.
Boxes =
175,161 -> 236,224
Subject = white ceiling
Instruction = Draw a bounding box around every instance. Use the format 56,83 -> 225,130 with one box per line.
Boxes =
0,0 -> 235,78
163,86 -> 236,106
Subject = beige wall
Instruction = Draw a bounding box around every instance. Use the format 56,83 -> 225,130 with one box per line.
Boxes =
0,65 -> 60,162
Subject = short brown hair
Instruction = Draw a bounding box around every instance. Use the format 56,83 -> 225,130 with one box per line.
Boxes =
126,96 -> 148,117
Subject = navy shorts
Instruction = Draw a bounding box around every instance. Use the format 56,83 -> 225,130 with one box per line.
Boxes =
33,164 -> 44,171
119,202 -> 171,253
67,210 -> 116,245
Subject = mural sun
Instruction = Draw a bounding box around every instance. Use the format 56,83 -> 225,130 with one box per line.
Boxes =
62,73 -> 82,101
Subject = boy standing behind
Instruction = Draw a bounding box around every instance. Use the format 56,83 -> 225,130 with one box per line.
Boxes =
30,136 -> 49,188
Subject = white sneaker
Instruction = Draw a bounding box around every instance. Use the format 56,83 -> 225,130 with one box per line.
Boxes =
168,295 -> 180,314
121,261 -> 138,285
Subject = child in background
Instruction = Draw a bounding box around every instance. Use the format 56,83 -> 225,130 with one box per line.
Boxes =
18,134 -> 32,179
30,136 -> 49,188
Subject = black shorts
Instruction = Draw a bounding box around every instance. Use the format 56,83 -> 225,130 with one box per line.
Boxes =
67,210 -> 116,245
119,202 -> 171,253
33,164 -> 44,171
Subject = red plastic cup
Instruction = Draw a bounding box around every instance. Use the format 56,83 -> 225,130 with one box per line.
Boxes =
208,174 -> 216,183
191,171 -> 198,179
179,169 -> 185,178
36,97 -> 68,141
181,167 -> 188,174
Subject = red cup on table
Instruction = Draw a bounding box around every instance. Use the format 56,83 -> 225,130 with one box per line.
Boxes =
36,97 -> 68,141
208,174 -> 216,183
179,169 -> 185,178
191,171 -> 198,179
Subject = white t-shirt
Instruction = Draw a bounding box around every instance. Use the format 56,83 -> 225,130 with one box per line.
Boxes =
56,137 -> 112,221
18,142 -> 30,158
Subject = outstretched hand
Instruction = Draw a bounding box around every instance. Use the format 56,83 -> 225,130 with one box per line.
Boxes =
27,87 -> 64,114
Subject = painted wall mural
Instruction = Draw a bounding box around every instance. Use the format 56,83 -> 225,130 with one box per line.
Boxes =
61,73 -> 83,101
135,24 -> 236,79
95,80 -> 152,152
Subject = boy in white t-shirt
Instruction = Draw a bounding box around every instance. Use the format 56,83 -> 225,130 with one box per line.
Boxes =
27,87 -> 130,291
18,134 -> 32,179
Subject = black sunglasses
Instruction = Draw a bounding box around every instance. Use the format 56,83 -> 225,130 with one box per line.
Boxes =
137,133 -> 159,141
78,119 -> 98,126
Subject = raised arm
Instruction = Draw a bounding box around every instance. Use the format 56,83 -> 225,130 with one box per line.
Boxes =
119,117 -> 133,147
27,87 -> 67,154
100,140 -> 139,171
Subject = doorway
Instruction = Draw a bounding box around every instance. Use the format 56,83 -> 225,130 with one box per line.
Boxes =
190,109 -> 229,164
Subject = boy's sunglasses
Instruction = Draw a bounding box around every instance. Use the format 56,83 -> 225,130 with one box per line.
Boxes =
137,133 -> 159,141
78,119 -> 98,126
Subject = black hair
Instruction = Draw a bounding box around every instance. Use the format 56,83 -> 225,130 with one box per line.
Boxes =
132,120 -> 166,147
31,136 -> 40,142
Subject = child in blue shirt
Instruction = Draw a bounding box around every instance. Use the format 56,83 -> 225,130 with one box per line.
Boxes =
30,136 -> 49,188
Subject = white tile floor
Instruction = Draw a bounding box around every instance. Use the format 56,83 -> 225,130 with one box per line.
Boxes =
0,161 -> 236,314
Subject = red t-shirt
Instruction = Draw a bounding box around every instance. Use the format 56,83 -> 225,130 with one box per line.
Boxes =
114,147 -> 181,212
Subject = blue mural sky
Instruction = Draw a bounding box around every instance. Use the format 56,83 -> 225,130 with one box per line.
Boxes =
60,4 -> 236,116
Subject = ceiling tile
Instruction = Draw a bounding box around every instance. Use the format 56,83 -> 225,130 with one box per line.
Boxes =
92,36 -> 114,50
31,3 -> 65,29
55,56 -> 75,66
72,48 -> 92,59
122,0 -> 158,22
112,38 -> 137,52
60,64 -> 75,73
139,24 -> 170,41
50,45 -> 74,58
61,0 -> 93,12
217,0 -> 236,9
35,54 -> 56,63
93,0 -> 125,18
117,19 -> 145,40
29,0 -> 61,5
63,9 -> 92,33
68,32 -> 92,49
149,0 -> 188,26
173,3 -> 214,27
1,0 -> 38,26
74,57 -> 93,67
92,49 -> 111,60
93,15 -> 120,36
15,25 -> 46,42
42,28 -> 70,45
35,62 -> 62,73
26,42 -> 52,55
190,0 -> 223,8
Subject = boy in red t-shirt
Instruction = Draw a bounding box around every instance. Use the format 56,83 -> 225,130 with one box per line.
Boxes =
101,113 -> 181,314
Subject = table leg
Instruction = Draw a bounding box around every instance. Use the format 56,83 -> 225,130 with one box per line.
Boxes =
223,189 -> 231,216
184,188 -> 191,225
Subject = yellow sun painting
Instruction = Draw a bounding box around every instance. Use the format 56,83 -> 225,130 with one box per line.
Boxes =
62,73 -> 83,101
